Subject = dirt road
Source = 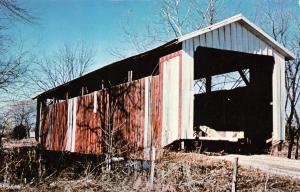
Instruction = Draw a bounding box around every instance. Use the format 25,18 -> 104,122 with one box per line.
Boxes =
213,155 -> 300,179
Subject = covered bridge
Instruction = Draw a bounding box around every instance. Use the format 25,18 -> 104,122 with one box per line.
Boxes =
35,14 -> 295,158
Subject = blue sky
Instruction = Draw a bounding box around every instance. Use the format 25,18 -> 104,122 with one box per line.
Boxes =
9,0 -> 300,71
11,0 -> 158,69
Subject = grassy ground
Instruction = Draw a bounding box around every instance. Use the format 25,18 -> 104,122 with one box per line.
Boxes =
0,151 -> 299,192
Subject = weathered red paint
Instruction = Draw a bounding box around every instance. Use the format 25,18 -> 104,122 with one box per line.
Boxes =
40,76 -> 161,158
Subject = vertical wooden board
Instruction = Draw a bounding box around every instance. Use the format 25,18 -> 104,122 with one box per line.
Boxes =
248,31 -> 254,53
218,27 -> 225,49
63,102 -> 68,151
84,96 -> 88,153
133,82 -> 138,151
151,76 -> 160,149
280,53 -> 286,140
72,97 -> 77,153
258,38 -> 263,54
150,77 -> 154,151
87,96 -> 91,153
161,52 -> 181,146
97,92 -> 101,154
262,41 -> 268,55
181,40 -> 190,139
40,109 -> 45,148
80,97 -> 85,153
161,60 -> 167,146
46,106 -> 52,150
230,23 -> 237,51
56,104 -> 61,150
60,102 -> 68,151
272,52 -> 286,140
62,103 -> 66,150
224,24 -> 231,50
75,98 -> 82,152
51,104 -> 57,150
88,95 -> 93,153
94,96 -> 99,154
40,107 -> 49,149
272,51 -> 280,141
193,36 -> 200,51
181,39 -> 194,140
242,25 -> 249,52
236,23 -> 243,52
267,46 -> 273,56
253,35 -> 261,54
157,75 -> 161,143
140,79 -> 145,155
132,84 -> 135,151
169,56 -> 179,143
96,92 -> 101,154
187,38 -> 194,139
91,94 -> 95,153
199,34 -> 206,47
206,32 -> 213,48
50,105 -> 54,150
212,29 -> 219,48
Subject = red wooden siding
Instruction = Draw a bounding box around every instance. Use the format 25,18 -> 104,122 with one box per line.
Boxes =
151,75 -> 162,148
40,101 -> 68,151
40,76 -> 161,158
76,93 -> 101,154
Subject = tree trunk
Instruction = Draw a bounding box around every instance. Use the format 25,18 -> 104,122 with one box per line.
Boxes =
287,127 -> 294,159
287,105 -> 295,159
295,128 -> 299,159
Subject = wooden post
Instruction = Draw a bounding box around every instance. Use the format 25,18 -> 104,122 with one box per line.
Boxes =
66,92 -> 69,100
149,146 -> 156,187
101,80 -> 105,89
81,86 -> 84,96
232,157 -> 238,192
181,140 -> 185,151
35,98 -> 41,142
206,76 -> 211,93
128,70 -> 133,82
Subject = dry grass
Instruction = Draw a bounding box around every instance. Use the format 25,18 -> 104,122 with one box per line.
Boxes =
1,151 -> 299,192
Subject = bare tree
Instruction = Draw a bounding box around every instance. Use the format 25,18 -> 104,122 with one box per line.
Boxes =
0,100 -> 35,145
160,0 -> 224,37
290,19 -> 300,159
0,0 -> 33,23
255,0 -> 300,158
32,42 -> 95,91
0,0 -> 34,147
0,50 -> 28,92
192,0 -> 224,27
0,112 -> 9,149
256,1 -> 291,47
110,0 -> 224,59
8,100 -> 35,132
285,58 -> 300,158
0,1 -> 33,94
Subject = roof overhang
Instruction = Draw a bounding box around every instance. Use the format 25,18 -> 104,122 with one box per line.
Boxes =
33,39 -> 180,100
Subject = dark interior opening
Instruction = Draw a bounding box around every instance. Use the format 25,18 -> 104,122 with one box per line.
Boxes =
193,46 -> 274,151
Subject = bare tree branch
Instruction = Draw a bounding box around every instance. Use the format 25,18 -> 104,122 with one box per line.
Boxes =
31,42 -> 95,91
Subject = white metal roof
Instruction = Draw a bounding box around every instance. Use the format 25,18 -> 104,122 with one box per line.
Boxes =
178,14 -> 295,60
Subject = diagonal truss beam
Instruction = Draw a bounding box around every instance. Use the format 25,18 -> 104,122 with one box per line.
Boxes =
238,70 -> 250,86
